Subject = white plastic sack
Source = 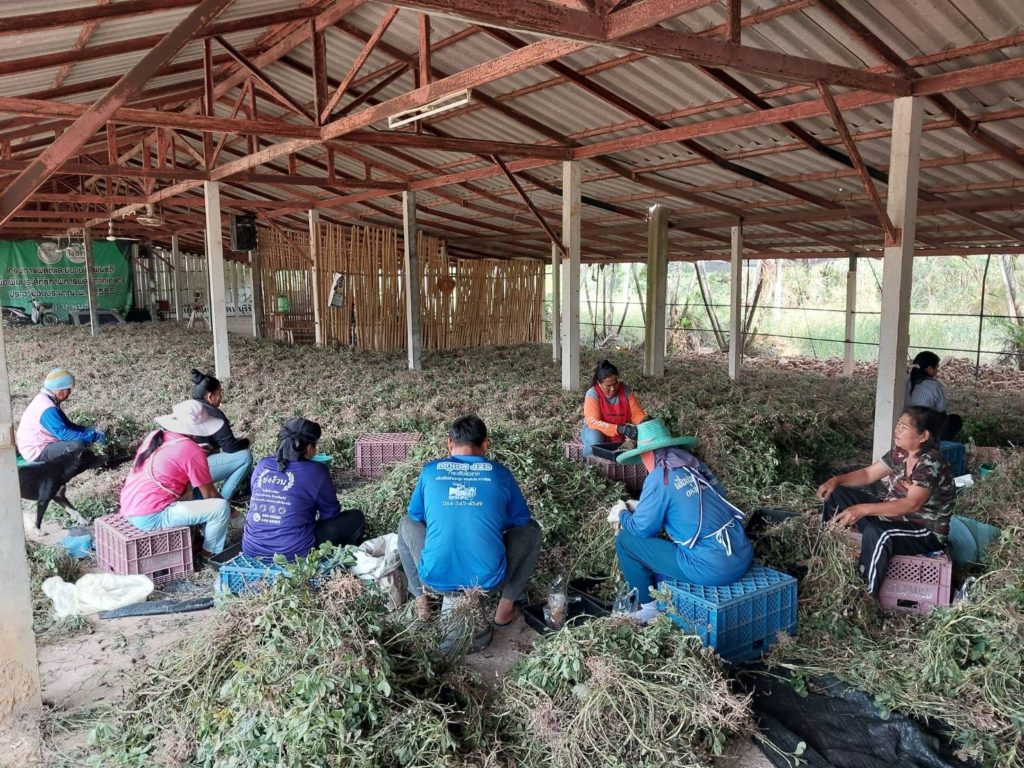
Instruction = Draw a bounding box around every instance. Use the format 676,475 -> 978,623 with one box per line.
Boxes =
350,533 -> 406,609
42,573 -> 154,618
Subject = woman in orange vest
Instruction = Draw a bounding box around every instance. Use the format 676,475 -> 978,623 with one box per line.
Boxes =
582,360 -> 647,457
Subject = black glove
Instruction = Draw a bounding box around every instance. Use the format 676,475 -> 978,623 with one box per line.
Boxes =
617,424 -> 638,441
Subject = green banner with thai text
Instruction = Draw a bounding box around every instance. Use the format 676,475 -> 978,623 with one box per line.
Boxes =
0,239 -> 132,317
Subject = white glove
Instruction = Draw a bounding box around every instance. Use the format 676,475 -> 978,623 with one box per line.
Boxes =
625,499 -> 639,512
608,500 -> 628,524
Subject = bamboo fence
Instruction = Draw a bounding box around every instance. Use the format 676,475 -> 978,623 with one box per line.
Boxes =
254,221 -> 544,350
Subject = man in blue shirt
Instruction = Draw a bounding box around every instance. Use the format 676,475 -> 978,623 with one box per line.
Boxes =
398,415 -> 541,650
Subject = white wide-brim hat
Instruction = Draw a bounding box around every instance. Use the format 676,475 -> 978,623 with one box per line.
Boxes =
155,400 -> 223,437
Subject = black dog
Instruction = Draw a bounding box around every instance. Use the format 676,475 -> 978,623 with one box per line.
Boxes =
18,451 -> 132,530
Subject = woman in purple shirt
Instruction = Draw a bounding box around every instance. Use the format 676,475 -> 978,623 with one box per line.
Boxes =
242,418 -> 364,560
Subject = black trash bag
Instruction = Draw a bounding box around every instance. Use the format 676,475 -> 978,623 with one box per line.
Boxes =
737,667 -> 979,768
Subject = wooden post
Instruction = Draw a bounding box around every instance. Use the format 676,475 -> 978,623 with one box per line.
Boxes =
308,209 -> 324,346
171,234 -> 182,321
560,161 -> 581,391
873,97 -> 923,459
204,180 -> 230,379
728,223 -> 743,382
551,240 -> 561,363
843,254 -> 858,376
402,191 -> 422,371
82,228 -> 100,336
644,205 -> 669,378
0,321 -> 41,717
249,249 -> 262,339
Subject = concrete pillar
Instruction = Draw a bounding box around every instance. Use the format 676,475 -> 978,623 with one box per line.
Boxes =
171,235 -> 182,322
402,191 -> 422,371
873,97 -> 923,459
0,321 -> 41,717
644,205 -> 669,378
203,180 -> 231,379
728,224 -> 743,382
308,209 -> 324,346
249,250 -> 262,339
82,228 -> 100,336
551,241 -> 561,363
560,161 -> 581,391
843,254 -> 858,376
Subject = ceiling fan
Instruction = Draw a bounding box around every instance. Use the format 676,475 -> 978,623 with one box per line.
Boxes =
106,220 -> 139,242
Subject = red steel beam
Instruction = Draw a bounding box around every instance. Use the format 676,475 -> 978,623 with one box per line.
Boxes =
0,0 -> 201,35
214,35 -> 316,123
604,0 -> 720,39
209,38 -> 587,181
418,12 -> 431,85
0,0 -> 237,228
817,82 -> 897,245
319,6 -> 401,123
492,155 -> 566,256
385,0 -> 906,93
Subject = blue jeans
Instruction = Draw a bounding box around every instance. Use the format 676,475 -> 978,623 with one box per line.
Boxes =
616,529 -> 752,599
207,449 -> 253,502
582,427 -> 608,457
129,498 -> 230,554
615,529 -> 690,599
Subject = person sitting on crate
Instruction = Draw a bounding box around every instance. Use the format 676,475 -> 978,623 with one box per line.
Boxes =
581,360 -> 647,457
16,368 -> 108,514
817,406 -> 956,600
611,418 -> 753,624
119,400 -> 230,558
397,414 -> 542,654
242,418 -> 365,561
905,351 -> 962,440
189,368 -> 254,504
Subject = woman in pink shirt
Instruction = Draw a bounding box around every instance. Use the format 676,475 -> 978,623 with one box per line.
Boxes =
119,400 -> 230,557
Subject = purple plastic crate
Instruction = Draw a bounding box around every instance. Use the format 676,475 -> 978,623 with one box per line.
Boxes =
355,432 -> 421,478
660,565 -> 798,663
878,552 -> 953,615
95,514 -> 193,585
564,438 -> 584,462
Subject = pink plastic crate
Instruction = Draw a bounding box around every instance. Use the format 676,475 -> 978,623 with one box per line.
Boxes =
878,552 -> 953,615
95,514 -> 193,584
563,437 -> 648,496
844,532 -> 952,614
355,432 -> 421,478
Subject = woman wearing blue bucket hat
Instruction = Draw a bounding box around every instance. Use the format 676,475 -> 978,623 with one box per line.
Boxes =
611,418 -> 753,623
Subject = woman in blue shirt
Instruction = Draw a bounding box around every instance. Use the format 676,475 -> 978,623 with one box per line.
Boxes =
242,418 -> 364,560
613,419 -> 753,623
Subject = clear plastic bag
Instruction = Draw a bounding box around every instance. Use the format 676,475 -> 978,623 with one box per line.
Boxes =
611,583 -> 639,616
544,576 -> 569,629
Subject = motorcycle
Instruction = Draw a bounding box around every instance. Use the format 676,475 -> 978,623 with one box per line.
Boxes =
1,299 -> 60,327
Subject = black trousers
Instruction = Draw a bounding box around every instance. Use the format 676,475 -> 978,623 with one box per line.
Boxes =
37,439 -> 95,467
314,509 -> 366,547
822,486 -> 945,598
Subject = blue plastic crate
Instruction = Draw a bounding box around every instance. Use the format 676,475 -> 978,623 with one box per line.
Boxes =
218,554 -> 287,595
660,564 -> 797,663
939,441 -> 967,476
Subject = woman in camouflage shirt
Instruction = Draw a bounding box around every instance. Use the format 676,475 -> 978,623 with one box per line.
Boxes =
817,406 -> 955,598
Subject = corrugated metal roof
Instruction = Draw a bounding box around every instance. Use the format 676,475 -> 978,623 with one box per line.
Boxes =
0,0 -> 1020,260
